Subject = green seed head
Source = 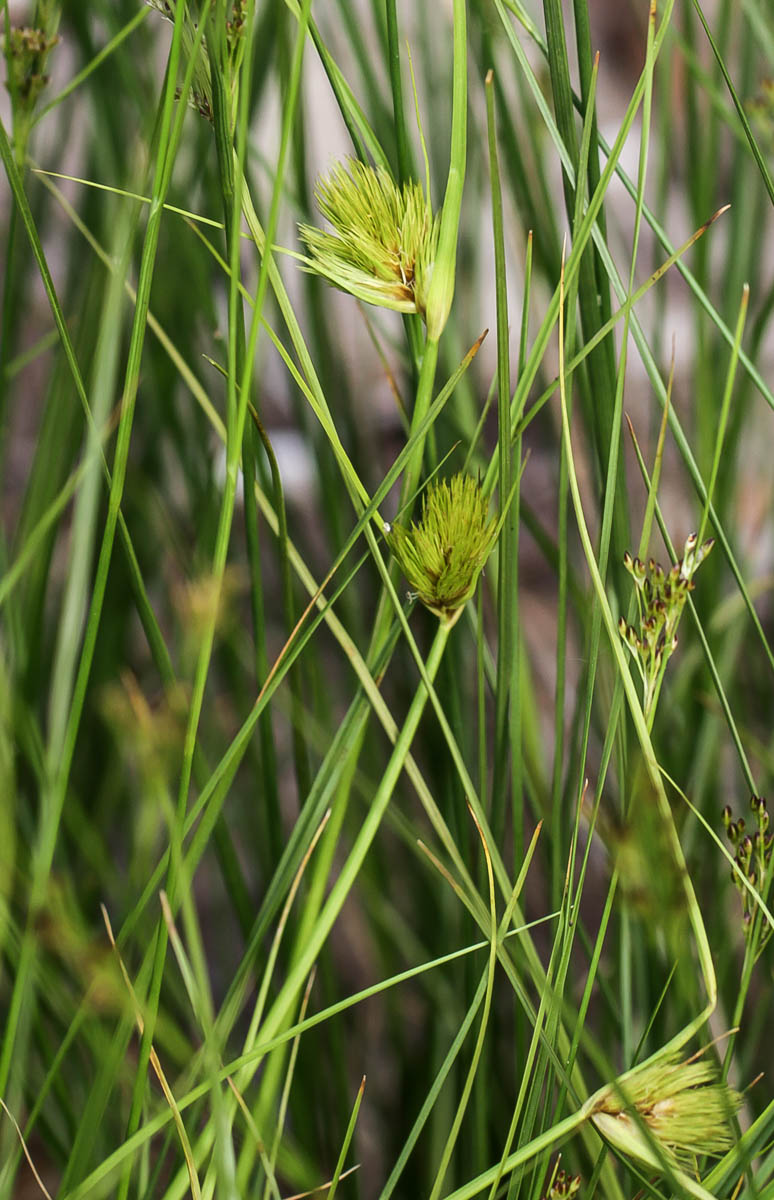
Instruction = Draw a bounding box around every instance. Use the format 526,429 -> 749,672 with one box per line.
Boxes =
724,795 -> 773,942
388,474 -> 497,626
592,1051 -> 741,1171
619,532 -> 714,720
3,25 -> 59,112
299,159 -> 439,319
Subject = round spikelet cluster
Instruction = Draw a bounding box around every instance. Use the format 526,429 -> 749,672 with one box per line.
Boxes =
591,1050 -> 741,1173
388,474 -> 498,626
299,159 -> 439,319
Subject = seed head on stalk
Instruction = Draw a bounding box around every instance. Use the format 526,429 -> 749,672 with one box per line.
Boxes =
299,158 -> 439,320
388,474 -> 498,627
589,1050 -> 741,1183
618,532 -> 714,721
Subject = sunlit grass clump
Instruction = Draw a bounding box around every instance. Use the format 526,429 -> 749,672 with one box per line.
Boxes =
299,158 -> 439,318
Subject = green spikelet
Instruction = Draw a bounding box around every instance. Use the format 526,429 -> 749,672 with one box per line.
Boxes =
591,1050 -> 741,1173
388,474 -> 497,626
619,533 -> 714,720
299,158 -> 439,318
3,25 -> 59,114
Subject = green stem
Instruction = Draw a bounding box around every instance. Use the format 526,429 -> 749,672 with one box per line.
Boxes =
424,0 -> 467,342
249,405 -> 310,798
0,0 -> 196,1104
241,420 -> 282,861
115,3 -> 273,1193
244,620 -> 451,1062
0,197 -> 18,443
209,23 -> 285,840
557,259 -> 717,1057
485,70 -> 517,849
399,335 -> 440,514
385,0 -> 411,182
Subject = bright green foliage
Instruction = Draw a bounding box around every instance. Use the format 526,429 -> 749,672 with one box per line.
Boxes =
299,158 -> 439,318
619,533 -> 714,720
591,1051 -> 741,1170
388,473 -> 497,625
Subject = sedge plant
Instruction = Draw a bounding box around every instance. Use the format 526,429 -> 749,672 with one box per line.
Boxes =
2,3 -> 774,1200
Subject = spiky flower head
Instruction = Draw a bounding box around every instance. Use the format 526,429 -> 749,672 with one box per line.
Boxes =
591,1051 -> 741,1174
619,532 -> 714,720
299,159 -> 439,319
723,795 -> 773,949
388,474 -> 498,626
3,25 -> 59,113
